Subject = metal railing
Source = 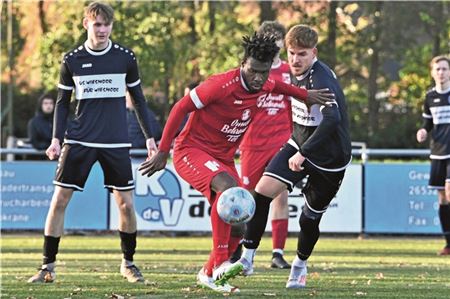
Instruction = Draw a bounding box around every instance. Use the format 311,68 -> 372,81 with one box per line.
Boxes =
1,146 -> 431,162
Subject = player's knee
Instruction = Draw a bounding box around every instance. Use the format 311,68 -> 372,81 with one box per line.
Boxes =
299,206 -> 322,234
117,201 -> 134,216
230,223 -> 246,237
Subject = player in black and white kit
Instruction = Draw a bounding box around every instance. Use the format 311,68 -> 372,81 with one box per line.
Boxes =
28,2 -> 157,284
224,24 -> 351,290
417,55 -> 450,256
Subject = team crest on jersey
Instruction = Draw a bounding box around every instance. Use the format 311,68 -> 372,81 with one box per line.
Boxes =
242,109 -> 251,121
282,73 -> 291,84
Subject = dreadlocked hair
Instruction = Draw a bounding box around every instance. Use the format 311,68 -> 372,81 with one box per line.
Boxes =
242,32 -> 279,64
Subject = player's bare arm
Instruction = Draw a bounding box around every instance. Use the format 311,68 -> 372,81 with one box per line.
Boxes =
139,150 -> 169,177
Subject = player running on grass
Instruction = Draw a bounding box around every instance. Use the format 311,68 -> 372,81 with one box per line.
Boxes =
230,21 -> 293,269
28,2 -> 157,284
223,24 -> 352,289
139,32 -> 334,293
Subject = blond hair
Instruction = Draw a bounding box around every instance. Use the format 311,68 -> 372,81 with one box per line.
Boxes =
84,2 -> 114,23
430,55 -> 450,70
285,24 -> 318,49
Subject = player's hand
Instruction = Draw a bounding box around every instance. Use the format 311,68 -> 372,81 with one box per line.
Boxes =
288,152 -> 305,172
146,138 -> 158,159
46,138 -> 61,160
416,128 -> 428,143
138,150 -> 169,177
306,88 -> 335,108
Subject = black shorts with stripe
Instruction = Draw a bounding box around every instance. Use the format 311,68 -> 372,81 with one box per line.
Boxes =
264,143 -> 345,214
54,143 -> 134,192
429,159 -> 450,189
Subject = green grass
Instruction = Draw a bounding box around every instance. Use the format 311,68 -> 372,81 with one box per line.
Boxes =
1,234 -> 450,298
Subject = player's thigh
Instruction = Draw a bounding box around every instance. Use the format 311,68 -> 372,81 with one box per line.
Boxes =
302,163 -> 345,213
97,147 -> 134,191
54,143 -> 97,191
173,146 -> 239,203
262,143 -> 308,193
240,147 -> 279,190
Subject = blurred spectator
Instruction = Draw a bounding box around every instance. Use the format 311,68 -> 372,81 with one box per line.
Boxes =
27,93 -> 55,150
126,91 -> 162,148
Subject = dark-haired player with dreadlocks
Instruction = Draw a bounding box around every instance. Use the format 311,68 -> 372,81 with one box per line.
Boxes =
139,33 -> 333,293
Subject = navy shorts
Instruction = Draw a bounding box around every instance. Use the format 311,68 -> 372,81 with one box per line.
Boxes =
429,159 -> 450,189
264,143 -> 345,214
54,143 -> 134,192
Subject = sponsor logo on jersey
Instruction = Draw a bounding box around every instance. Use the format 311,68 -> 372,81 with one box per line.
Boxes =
82,63 -> 92,68
220,112 -> 252,142
234,99 -> 243,105
73,73 -> 126,100
242,109 -> 251,121
257,93 -> 286,115
433,98 -> 441,103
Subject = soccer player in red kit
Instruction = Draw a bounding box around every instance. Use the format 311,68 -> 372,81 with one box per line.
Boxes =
235,21 -> 293,269
139,33 -> 333,293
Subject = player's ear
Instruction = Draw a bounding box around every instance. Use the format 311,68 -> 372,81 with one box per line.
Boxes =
82,17 -> 89,30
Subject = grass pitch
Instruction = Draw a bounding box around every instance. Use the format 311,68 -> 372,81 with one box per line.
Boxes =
1,234 -> 450,298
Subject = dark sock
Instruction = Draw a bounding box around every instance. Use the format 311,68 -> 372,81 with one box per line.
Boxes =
439,204 -> 450,246
297,210 -> 322,260
119,231 -> 137,262
243,192 -> 272,249
43,235 -> 60,265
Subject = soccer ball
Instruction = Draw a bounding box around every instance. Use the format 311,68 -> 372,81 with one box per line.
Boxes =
217,187 -> 256,224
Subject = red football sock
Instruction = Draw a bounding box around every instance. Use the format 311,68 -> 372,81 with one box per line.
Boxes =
272,218 -> 288,251
204,253 -> 215,276
210,194 -> 231,269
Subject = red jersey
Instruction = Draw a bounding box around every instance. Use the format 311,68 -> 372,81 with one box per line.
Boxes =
240,60 -> 292,150
175,68 -> 275,161
158,67 -> 307,162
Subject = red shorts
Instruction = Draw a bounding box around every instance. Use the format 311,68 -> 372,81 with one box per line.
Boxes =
173,145 -> 241,204
240,146 -> 282,190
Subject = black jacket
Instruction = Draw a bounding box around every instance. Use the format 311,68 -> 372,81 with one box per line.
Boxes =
27,97 -> 53,150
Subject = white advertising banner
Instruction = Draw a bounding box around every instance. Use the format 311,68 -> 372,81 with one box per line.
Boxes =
109,162 -> 362,233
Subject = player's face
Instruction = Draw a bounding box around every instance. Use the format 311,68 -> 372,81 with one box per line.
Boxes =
431,60 -> 450,86
241,57 -> 272,93
287,46 -> 317,77
83,14 -> 112,50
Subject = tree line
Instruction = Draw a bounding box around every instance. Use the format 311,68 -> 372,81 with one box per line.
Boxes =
1,1 -> 449,149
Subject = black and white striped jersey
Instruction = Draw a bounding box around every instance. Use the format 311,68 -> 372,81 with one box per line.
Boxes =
290,58 -> 352,171
54,39 -> 150,148
421,86 -> 450,159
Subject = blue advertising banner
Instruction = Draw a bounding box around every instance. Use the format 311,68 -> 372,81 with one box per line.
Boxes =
1,162 -> 107,230
364,163 -> 441,234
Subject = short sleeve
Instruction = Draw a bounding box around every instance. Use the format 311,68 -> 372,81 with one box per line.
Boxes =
57,58 -> 74,91
126,51 -> 141,88
188,77 -> 222,109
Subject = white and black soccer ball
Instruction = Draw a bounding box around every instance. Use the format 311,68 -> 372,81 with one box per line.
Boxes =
217,187 -> 256,224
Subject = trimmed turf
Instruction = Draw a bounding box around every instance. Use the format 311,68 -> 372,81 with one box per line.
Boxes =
1,234 -> 449,298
